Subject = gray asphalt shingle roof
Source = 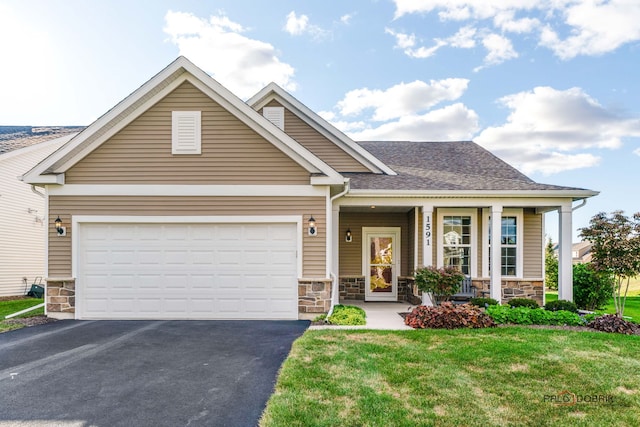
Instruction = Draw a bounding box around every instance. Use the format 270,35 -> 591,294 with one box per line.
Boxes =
0,126 -> 84,155
347,141 -> 588,192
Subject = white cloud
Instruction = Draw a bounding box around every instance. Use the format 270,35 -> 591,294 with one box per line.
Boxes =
336,79 -> 470,121
392,0 -> 640,59
475,86 -> 640,174
284,11 -> 309,35
340,13 -> 354,25
283,11 -> 331,40
346,103 -> 479,141
634,147 -> 640,157
164,11 -> 296,99
386,26 -> 475,59
474,33 -> 518,70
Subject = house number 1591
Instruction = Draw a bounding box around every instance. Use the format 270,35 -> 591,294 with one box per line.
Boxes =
424,213 -> 432,247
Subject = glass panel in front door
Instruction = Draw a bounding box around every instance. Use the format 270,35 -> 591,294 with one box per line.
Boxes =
369,236 -> 393,293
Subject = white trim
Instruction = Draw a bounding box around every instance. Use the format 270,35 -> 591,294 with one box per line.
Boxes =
558,205 -> 573,301
422,205 -> 433,268
248,82 -> 396,175
413,207 -> 419,270
482,208 -> 524,279
436,209 -> 477,278
338,196 -> 580,208
46,184 -> 327,197
72,215 -> 304,319
362,227 -> 401,302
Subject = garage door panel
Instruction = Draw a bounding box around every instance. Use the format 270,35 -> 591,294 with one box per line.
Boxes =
78,222 -> 299,319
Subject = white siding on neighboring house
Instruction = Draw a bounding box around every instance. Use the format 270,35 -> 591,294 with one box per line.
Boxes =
0,136 -> 71,296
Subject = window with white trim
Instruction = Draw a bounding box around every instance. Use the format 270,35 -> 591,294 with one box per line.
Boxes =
437,209 -> 477,277
172,111 -> 201,154
483,209 -> 524,278
263,106 -> 284,130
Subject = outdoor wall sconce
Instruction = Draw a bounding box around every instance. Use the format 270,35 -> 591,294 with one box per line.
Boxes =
308,215 -> 317,236
345,228 -> 352,242
55,216 -> 66,236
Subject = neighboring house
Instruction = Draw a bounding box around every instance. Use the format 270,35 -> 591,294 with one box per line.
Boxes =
0,127 -> 81,296
22,57 -> 598,320
572,242 -> 593,264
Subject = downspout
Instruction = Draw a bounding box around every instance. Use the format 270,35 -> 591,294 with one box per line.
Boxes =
326,179 -> 351,319
572,198 -> 587,211
31,185 -> 45,198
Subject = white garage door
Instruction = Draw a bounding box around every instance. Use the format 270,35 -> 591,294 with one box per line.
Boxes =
77,222 -> 299,320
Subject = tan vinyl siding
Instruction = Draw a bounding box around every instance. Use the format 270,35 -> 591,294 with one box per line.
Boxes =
65,82 -> 310,185
523,209 -> 543,278
338,212 -> 410,276
264,100 -> 370,173
48,196 -> 326,278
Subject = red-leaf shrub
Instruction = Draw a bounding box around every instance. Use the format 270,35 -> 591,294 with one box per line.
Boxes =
404,302 -> 496,329
587,314 -> 639,335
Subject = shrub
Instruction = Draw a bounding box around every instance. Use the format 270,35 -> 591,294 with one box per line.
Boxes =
486,305 -> 585,326
587,314 -> 639,335
404,302 -> 495,329
544,299 -> 578,313
508,298 -> 539,309
414,266 -> 465,305
573,263 -> 613,310
328,305 -> 366,326
469,297 -> 498,308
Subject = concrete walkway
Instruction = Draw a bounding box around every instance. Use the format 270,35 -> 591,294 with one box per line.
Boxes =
309,300 -> 418,330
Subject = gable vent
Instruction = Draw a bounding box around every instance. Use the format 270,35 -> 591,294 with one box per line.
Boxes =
263,107 -> 284,131
172,111 -> 201,154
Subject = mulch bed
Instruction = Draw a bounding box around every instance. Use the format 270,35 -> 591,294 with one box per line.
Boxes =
4,315 -> 58,327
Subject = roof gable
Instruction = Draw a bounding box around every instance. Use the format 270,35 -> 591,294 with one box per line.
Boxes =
247,83 -> 396,176
23,57 -> 343,186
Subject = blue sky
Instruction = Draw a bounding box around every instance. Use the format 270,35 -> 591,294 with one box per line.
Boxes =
2,0 -> 639,240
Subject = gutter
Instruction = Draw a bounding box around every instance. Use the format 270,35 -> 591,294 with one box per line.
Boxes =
572,198 -> 587,211
326,179 -> 351,320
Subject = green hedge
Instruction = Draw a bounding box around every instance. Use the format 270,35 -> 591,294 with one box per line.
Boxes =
486,305 -> 585,326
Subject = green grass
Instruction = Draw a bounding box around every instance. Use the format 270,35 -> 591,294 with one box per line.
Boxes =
0,298 -> 44,332
546,293 -> 640,323
261,328 -> 640,427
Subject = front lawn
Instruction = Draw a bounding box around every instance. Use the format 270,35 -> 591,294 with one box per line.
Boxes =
261,328 -> 640,427
0,297 -> 45,332
546,293 -> 640,323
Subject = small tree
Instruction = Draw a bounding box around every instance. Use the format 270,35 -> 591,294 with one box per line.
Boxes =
579,211 -> 640,317
414,266 -> 465,306
545,238 -> 558,291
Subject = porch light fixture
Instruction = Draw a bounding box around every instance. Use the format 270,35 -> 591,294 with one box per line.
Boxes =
54,216 -> 66,236
345,228 -> 352,242
308,215 -> 317,236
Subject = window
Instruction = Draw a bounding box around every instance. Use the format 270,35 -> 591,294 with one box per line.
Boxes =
172,111 -> 201,154
483,209 -> 523,277
437,209 -> 477,277
263,107 -> 284,130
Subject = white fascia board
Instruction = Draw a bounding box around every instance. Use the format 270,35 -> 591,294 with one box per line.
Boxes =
346,189 -> 599,200
47,184 -> 327,197
248,83 -> 397,176
24,56 -> 342,185
24,174 -> 64,185
337,195 -> 581,208
23,58 -> 192,180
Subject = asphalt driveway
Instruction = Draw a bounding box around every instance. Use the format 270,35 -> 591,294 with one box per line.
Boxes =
0,319 -> 309,427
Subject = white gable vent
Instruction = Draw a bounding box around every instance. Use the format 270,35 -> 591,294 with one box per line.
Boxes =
263,107 -> 284,130
172,111 -> 201,154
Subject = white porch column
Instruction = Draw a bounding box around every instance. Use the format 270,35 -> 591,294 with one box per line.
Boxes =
558,204 -> 573,301
490,205 -> 503,302
421,205 -> 434,305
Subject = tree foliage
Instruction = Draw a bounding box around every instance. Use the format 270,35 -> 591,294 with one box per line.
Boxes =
414,266 -> 465,305
579,211 -> 640,317
545,238 -> 558,290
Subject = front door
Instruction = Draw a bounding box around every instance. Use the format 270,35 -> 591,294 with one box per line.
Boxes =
363,227 -> 400,301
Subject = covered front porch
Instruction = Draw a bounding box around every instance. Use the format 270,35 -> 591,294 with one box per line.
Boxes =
330,198 -> 577,307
